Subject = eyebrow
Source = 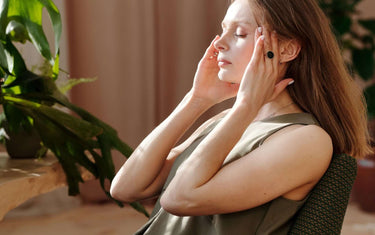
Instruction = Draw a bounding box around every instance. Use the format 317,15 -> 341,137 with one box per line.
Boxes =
221,21 -> 253,28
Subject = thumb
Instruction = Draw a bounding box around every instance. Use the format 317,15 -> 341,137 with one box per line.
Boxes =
269,78 -> 294,101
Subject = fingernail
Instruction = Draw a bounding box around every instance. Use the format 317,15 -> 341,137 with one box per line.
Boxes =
257,27 -> 262,33
288,80 -> 295,85
260,35 -> 265,41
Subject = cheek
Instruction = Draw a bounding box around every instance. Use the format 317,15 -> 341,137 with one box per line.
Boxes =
235,46 -> 254,77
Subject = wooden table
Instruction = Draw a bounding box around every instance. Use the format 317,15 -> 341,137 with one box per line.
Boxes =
0,153 -> 93,220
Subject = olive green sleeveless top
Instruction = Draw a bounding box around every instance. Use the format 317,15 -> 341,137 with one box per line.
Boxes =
135,113 -> 318,235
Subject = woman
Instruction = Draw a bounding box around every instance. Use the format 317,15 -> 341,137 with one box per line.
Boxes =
111,0 -> 372,234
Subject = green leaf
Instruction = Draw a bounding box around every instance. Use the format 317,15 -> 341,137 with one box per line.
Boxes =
361,35 -> 375,50
3,38 -> 26,76
364,85 -> 375,118
52,50 -> 59,80
7,0 -> 61,66
352,48 -> 375,80
3,73 -> 64,103
0,0 -> 9,40
59,77 -> 97,94
332,16 -> 352,35
46,94 -> 134,157
37,106 -> 103,141
3,103 -> 32,132
2,70 -> 40,90
129,202 -> 150,218
6,20 -> 29,43
8,1 -> 51,62
69,103 -> 134,157
35,115 -> 99,177
10,89 -> 134,159
38,0 -> 61,58
97,135 -> 115,179
3,95 -> 103,140
359,19 -> 375,35
0,42 -> 10,74
73,150 -> 98,177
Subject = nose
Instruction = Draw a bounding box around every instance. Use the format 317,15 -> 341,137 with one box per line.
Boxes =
214,35 -> 228,51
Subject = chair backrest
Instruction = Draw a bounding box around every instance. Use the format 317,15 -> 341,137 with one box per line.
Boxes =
288,153 -> 357,235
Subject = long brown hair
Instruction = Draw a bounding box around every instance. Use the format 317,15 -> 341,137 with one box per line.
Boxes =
241,0 -> 372,158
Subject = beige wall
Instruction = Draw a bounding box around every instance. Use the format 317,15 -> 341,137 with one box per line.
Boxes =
66,0 -> 229,149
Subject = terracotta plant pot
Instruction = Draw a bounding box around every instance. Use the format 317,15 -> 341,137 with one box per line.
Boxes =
353,157 -> 375,212
4,123 -> 43,159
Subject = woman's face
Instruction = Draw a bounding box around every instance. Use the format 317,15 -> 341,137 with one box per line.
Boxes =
214,0 -> 258,83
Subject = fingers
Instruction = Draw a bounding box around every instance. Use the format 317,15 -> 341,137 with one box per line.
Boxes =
256,27 -> 279,67
263,28 -> 273,67
204,35 -> 220,60
249,26 -> 289,103
252,27 -> 278,66
269,78 -> 294,101
250,31 -> 265,66
270,30 -> 280,70
254,26 -> 263,43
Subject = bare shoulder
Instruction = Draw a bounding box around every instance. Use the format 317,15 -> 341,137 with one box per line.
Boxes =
264,124 -> 333,179
292,124 -> 333,156
266,124 -> 333,156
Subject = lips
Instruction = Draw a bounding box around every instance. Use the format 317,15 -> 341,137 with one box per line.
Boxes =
217,58 -> 232,67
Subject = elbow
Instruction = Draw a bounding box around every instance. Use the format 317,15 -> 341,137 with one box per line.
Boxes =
160,193 -> 184,216
109,184 -> 126,202
160,190 -> 200,216
110,182 -> 138,203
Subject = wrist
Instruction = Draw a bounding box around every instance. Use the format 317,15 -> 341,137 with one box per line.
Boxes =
185,91 -> 215,111
231,100 -> 259,122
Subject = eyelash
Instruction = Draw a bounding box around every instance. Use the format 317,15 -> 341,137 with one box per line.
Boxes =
220,28 -> 247,38
234,33 -> 247,38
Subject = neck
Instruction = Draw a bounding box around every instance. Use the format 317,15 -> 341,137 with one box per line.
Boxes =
255,90 -> 302,121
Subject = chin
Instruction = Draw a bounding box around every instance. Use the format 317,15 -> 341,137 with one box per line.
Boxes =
218,70 -> 240,84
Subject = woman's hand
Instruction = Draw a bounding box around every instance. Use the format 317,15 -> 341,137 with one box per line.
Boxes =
190,36 -> 240,106
235,28 -> 293,111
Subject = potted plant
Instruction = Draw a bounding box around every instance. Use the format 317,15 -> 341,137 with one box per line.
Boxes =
319,0 -> 375,212
0,0 -> 148,217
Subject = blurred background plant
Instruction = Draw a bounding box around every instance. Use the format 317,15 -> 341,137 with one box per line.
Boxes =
319,0 -> 375,118
0,0 -> 148,217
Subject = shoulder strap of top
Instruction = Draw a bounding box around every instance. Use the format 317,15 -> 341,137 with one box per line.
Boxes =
223,112 -> 319,166
259,112 -> 318,125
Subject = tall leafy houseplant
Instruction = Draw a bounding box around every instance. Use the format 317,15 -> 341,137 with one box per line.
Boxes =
0,0 -> 148,217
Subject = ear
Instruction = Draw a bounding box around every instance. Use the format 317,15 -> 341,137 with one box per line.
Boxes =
279,39 -> 301,63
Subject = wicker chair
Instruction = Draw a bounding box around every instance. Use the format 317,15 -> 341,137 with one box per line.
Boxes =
288,154 -> 357,235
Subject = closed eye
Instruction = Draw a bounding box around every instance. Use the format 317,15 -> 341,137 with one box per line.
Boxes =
234,34 -> 247,38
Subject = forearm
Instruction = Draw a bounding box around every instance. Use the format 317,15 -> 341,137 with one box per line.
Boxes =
111,92 -> 212,200
162,104 -> 257,203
